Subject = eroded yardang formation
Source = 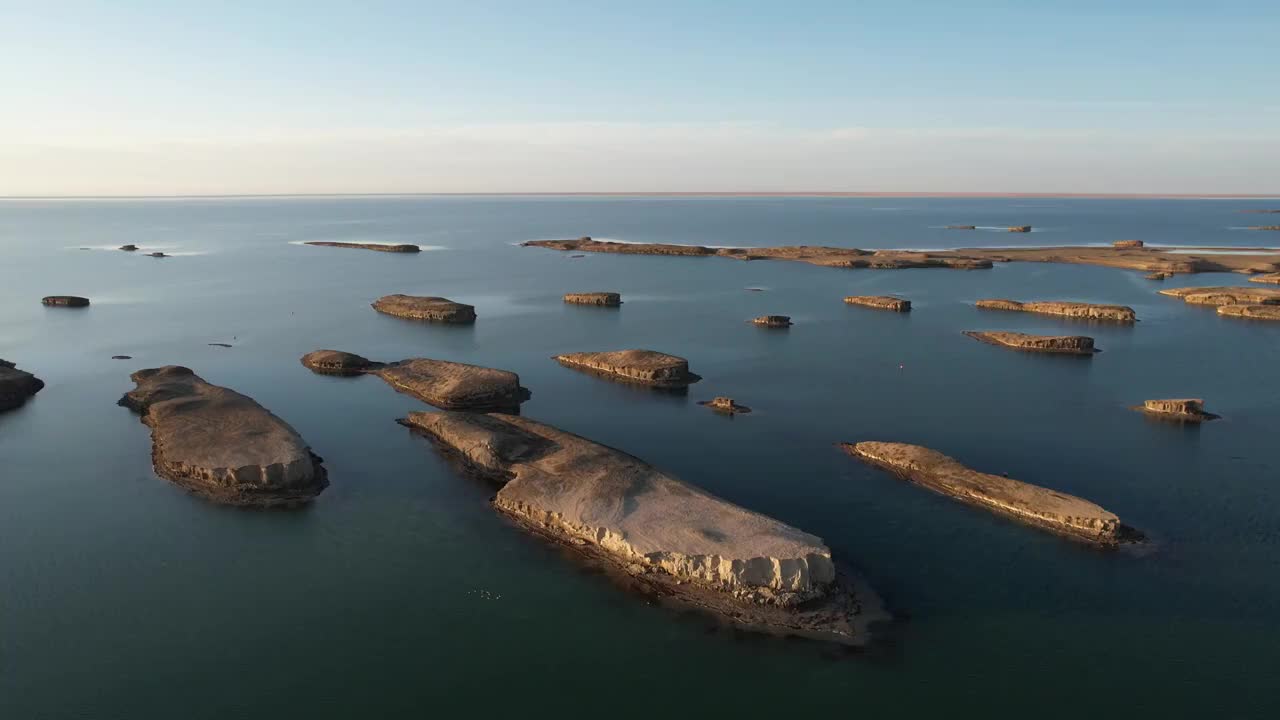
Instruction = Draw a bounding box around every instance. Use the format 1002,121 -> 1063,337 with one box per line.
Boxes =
304,241 -> 421,253
752,315 -> 793,327
372,294 -> 477,323
1217,304 -> 1280,321
964,331 -> 1097,355
1137,399 -> 1220,422
403,411 -> 870,641
374,359 -> 530,410
522,237 -> 1280,277
42,295 -> 90,307
119,366 -> 327,506
523,237 -> 993,270
1159,286 -> 1280,306
841,442 -> 1139,546
844,295 -> 911,312
554,350 -> 701,388
300,351 -> 530,410
976,299 -> 1136,322
564,292 -> 622,306
300,349 -> 376,376
0,359 -> 45,412
1250,273 -> 1280,285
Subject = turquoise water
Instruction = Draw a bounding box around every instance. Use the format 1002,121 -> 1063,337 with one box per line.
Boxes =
2,197 -> 1278,718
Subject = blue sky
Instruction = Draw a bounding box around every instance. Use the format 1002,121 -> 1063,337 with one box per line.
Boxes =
2,1 -> 1277,195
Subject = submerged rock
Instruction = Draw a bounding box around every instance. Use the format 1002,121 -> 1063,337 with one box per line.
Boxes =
1113,240 -> 1145,249
372,294 -> 476,323
41,295 -> 90,307
0,359 -> 44,412
119,244 -> 139,251
564,292 -> 622,306
554,350 -> 701,388
1137,399 -> 1220,422
844,295 -> 911,312
403,411 -> 872,641
304,241 -> 421,253
373,359 -> 530,410
118,366 -> 327,506
148,252 -> 168,258
751,315 -> 793,327
975,299 -> 1136,322
111,355 -> 132,360
300,349 -> 376,376
946,225 -> 977,230
1159,286 -> 1280,306
699,396 -> 751,414
964,331 -> 1098,355
1217,304 -> 1280,321
841,442 -> 1140,546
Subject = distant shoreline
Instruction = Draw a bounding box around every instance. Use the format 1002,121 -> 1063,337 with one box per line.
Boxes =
2,191 -> 1280,201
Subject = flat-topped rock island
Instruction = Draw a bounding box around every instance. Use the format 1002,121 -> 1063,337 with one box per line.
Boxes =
964,331 -> 1098,355
976,299 -> 1136,322
522,236 -> 1280,276
0,359 -> 44,412
301,350 -> 530,411
1159,286 -> 1280,306
403,411 -> 877,643
844,295 -> 911,312
554,349 -> 701,388
564,292 -> 622,306
119,366 -> 328,506
304,241 -> 421,253
1136,399 -> 1220,422
841,442 -> 1141,547
372,294 -> 477,323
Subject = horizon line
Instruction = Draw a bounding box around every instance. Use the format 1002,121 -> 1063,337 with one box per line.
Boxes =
2,191 -> 1280,201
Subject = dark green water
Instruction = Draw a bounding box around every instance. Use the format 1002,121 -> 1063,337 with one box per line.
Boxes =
2,197 -> 1278,717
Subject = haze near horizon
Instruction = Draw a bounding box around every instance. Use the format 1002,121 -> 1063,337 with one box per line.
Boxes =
2,0 -> 1277,196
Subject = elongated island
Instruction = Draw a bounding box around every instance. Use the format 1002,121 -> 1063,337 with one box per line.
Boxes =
404,411 -> 879,643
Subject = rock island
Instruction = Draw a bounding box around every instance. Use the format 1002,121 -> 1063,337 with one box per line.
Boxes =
304,241 -> 421,253
975,299 -> 1136,322
841,442 -> 1140,546
964,331 -> 1098,355
372,294 -> 477,323
300,350 -> 530,411
119,366 -> 328,506
554,350 -> 701,388
0,359 -> 44,412
404,411 -> 875,642
844,295 -> 911,312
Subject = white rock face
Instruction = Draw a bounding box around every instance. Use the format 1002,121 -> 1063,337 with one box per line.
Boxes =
402,411 -> 836,603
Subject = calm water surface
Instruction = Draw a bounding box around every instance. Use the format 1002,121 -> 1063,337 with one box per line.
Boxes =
2,197 -> 1278,717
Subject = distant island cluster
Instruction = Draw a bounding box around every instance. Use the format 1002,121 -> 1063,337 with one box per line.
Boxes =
7,215 -> 1280,646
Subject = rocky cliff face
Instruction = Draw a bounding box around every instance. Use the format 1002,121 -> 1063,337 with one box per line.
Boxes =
844,295 -> 911,311
304,241 -> 421,253
1138,399 -> 1220,421
563,292 -> 622,306
119,366 -> 327,506
554,350 -> 701,388
1159,286 -> 1280,306
975,299 -> 1137,322
372,295 -> 477,323
841,441 -> 1139,546
1217,304 -> 1280,321
404,411 -> 840,604
964,331 -> 1098,355
0,359 -> 44,412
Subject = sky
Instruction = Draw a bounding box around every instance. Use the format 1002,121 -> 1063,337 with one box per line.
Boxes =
1,0 -> 1277,196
